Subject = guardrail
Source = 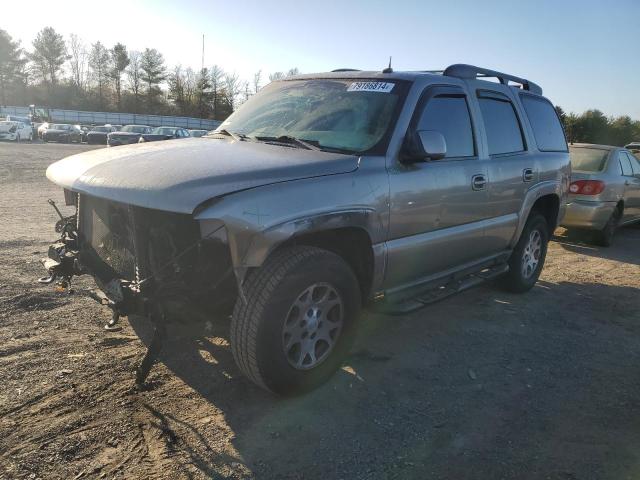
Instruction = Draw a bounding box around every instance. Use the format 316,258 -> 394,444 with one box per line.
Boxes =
0,106 -> 221,130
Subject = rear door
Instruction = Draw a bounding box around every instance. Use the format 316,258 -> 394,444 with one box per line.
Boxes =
476,88 -> 531,250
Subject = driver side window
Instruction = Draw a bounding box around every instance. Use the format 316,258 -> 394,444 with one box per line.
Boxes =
416,94 -> 475,158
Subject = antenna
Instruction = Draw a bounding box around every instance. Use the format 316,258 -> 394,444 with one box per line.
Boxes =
201,34 -> 205,73
382,56 -> 393,74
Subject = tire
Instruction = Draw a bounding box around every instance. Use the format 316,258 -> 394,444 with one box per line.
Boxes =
231,246 -> 361,395
501,213 -> 549,293
595,207 -> 621,247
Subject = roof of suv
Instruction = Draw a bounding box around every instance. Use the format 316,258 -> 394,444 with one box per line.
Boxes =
287,63 -> 543,96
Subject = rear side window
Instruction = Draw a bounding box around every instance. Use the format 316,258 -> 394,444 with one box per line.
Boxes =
417,95 -> 475,158
619,151 -> 633,176
520,95 -> 567,152
570,147 -> 609,172
477,92 -> 524,155
626,152 -> 640,175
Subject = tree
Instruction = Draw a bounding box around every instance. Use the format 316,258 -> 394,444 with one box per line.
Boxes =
253,70 -> 261,93
195,67 -> 212,118
139,48 -> 166,107
168,65 -> 187,114
224,72 -> 241,112
30,27 -> 67,86
126,50 -> 143,111
110,43 -> 129,109
210,64 -> 225,119
269,71 -> 284,82
68,34 -> 88,93
0,29 -> 25,104
89,41 -> 111,108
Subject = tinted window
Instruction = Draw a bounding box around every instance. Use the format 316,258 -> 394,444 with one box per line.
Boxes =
478,95 -> 524,155
417,95 -> 474,158
626,152 -> 640,175
520,95 -> 567,151
619,152 -> 633,176
570,147 -> 609,172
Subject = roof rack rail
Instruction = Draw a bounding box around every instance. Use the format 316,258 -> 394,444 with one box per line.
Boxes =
443,64 -> 542,95
331,68 -> 361,72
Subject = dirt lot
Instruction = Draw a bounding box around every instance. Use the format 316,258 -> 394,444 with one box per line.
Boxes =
0,142 -> 639,480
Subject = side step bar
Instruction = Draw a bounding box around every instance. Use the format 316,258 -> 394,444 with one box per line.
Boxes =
374,262 -> 509,315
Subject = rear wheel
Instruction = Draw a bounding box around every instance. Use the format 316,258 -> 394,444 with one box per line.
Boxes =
595,207 -> 621,247
230,246 -> 361,395
501,213 -> 549,293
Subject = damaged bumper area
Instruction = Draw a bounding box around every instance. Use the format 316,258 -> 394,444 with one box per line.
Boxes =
40,193 -> 236,324
39,193 -> 236,385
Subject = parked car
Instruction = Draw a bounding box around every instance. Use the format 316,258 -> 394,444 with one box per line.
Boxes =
107,125 -> 153,146
86,125 -> 116,145
0,120 -> 33,142
561,144 -> 640,245
139,126 -> 191,142
188,129 -> 209,137
42,124 -> 83,143
42,64 -> 569,395
625,142 -> 640,157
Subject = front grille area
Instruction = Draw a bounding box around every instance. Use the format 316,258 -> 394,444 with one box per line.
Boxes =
77,193 -> 237,312
78,194 -> 202,283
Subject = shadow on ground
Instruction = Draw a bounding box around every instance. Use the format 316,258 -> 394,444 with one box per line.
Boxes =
127,276 -> 640,479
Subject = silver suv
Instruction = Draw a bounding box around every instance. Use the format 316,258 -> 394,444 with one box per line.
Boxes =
41,64 -> 570,394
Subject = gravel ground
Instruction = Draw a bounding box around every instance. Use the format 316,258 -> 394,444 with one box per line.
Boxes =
0,142 -> 639,480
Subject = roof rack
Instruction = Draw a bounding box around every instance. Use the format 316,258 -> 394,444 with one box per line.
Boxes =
331,68 -> 361,72
443,64 -> 542,95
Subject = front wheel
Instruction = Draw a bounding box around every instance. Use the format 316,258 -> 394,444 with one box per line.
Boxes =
501,213 -> 549,293
230,246 -> 361,395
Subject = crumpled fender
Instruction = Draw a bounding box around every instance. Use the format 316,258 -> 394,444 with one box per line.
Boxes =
194,162 -> 390,285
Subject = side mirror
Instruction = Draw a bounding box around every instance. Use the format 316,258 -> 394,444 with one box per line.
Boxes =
403,130 -> 447,162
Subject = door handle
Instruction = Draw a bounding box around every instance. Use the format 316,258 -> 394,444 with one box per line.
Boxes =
472,174 -> 487,191
523,168 -> 534,182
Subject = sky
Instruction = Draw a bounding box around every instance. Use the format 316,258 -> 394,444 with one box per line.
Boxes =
4,0 -> 640,118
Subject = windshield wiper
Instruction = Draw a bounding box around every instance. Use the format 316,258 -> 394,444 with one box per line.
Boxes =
213,129 -> 246,142
254,135 -> 321,151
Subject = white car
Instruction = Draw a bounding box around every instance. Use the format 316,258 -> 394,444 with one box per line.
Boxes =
0,121 -> 33,142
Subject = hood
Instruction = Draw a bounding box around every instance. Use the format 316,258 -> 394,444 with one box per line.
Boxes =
111,131 -> 139,136
46,137 -> 359,214
46,129 -> 70,134
88,131 -> 108,135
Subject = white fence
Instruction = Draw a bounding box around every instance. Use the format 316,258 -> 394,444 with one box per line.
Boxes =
0,106 -> 221,130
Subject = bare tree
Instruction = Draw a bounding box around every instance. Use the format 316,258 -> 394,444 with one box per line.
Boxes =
253,69 -> 262,93
68,34 -> 88,93
126,50 -> 142,110
287,67 -> 300,77
224,72 -> 241,112
269,71 -> 284,82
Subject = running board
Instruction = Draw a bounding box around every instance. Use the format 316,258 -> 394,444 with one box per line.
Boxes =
374,262 -> 509,315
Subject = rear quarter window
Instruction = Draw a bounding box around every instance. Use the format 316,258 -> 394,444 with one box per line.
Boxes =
569,147 -> 610,172
520,95 -> 567,152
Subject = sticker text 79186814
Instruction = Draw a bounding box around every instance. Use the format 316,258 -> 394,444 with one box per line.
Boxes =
347,82 -> 395,93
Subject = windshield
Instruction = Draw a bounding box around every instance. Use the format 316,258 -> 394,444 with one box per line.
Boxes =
152,127 -> 177,135
51,124 -> 69,130
121,125 -> 149,133
215,79 -> 406,154
91,126 -> 110,132
569,147 -> 610,172
190,130 -> 207,137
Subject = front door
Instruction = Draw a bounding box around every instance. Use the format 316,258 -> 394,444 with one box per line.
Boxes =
385,86 -> 492,290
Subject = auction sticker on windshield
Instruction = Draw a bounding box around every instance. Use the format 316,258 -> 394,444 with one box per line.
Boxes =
347,82 -> 395,93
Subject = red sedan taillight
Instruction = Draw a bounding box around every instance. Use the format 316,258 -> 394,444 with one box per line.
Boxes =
569,180 -> 605,195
